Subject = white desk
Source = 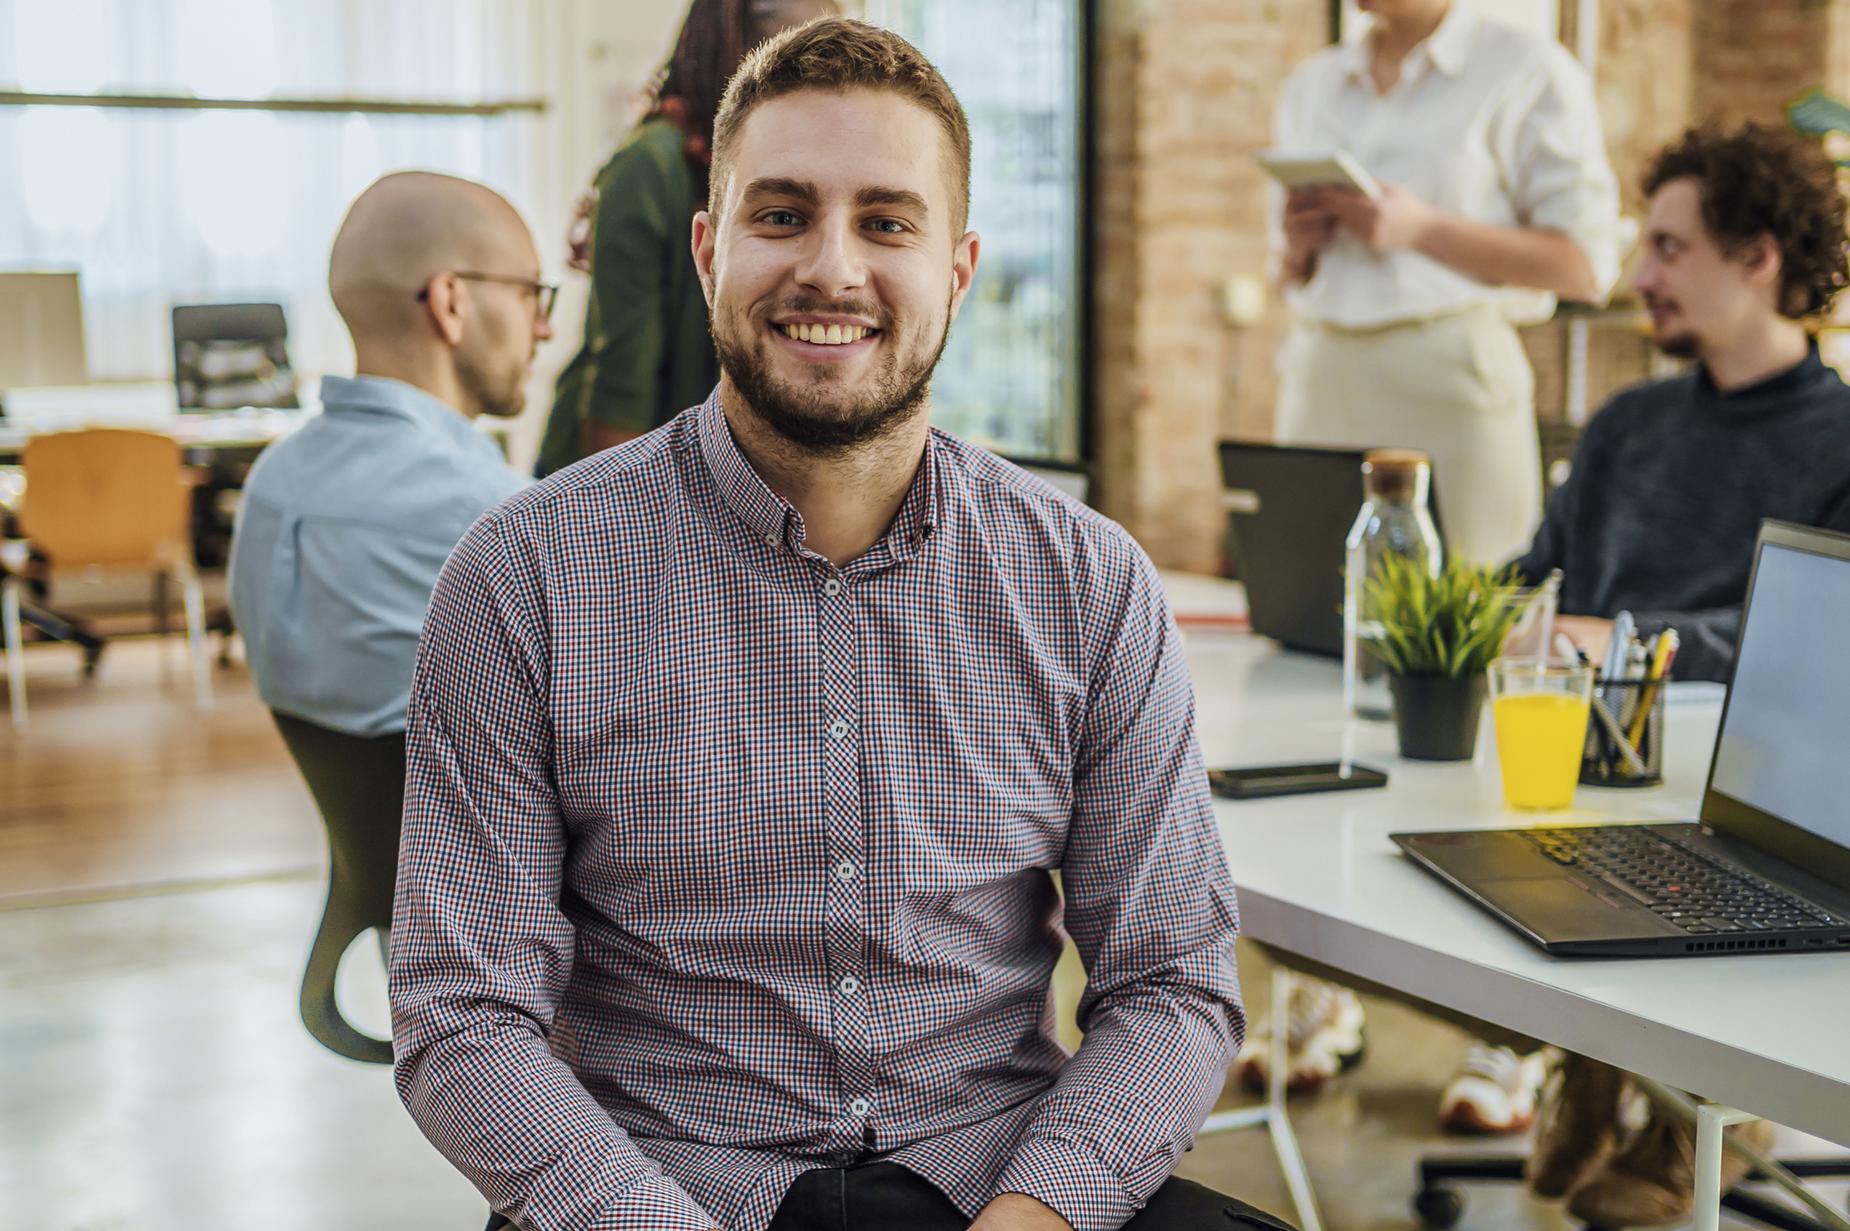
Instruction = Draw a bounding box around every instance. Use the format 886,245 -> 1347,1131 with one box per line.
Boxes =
0,379 -> 519,460
1184,631 -> 1850,1151
1183,627 -> 1850,1231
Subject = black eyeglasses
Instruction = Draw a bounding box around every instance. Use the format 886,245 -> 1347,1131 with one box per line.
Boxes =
418,271 -> 559,322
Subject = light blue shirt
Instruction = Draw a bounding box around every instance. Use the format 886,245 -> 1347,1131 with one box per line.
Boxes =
230,375 -> 529,736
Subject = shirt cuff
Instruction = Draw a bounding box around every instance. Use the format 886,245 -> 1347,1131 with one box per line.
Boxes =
589,1173 -> 716,1231
994,1134 -> 1134,1231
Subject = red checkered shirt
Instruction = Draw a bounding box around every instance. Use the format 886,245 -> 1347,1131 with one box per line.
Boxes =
391,391 -> 1243,1231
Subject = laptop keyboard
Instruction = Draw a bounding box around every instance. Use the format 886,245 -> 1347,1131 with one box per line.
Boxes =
1521,826 -> 1847,934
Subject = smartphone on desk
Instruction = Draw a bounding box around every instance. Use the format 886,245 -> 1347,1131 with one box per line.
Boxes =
1207,762 -> 1389,801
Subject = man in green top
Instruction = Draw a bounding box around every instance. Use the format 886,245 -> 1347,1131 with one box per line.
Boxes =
537,0 -> 836,477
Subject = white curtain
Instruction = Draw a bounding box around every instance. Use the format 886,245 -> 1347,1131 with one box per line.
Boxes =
0,0 -> 561,382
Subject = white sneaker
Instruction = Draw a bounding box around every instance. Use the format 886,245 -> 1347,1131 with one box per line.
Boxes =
1233,980 -> 1366,1094
1439,1045 -> 1546,1134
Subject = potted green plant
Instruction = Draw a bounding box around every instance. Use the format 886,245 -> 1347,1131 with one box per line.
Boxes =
1364,555 -> 1531,761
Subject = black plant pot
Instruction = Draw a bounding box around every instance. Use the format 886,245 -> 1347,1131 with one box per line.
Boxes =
1388,672 -> 1488,762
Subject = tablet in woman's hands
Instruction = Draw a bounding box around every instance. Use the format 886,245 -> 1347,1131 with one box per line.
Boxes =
1257,149 -> 1382,199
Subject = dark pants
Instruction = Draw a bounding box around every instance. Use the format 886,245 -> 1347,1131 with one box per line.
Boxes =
486,1162 -> 1293,1230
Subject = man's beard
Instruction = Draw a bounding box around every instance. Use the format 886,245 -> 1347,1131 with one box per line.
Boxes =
712,294 -> 950,454
458,330 -> 527,418
1645,300 -> 1701,360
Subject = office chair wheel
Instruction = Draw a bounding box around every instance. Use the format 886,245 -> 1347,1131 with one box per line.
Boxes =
1413,1186 -> 1464,1229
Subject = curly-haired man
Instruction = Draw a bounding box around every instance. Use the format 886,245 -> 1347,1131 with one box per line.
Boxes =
1506,122 -> 1850,1225
1528,122 -> 1850,688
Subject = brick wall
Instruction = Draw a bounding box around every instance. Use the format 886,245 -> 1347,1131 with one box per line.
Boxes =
1092,0 -> 1848,571
1091,0 -> 1325,572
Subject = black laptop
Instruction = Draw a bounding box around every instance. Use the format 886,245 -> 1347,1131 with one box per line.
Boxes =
1393,520 -> 1850,957
1218,441 -> 1443,657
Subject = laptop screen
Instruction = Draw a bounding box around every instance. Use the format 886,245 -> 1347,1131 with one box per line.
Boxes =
1708,539 -> 1850,851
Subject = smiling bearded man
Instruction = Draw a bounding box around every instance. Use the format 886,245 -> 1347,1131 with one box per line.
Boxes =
390,19 -> 1282,1231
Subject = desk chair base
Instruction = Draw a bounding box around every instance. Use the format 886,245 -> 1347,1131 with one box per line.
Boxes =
2,562 -> 207,726
1412,1154 -> 1850,1231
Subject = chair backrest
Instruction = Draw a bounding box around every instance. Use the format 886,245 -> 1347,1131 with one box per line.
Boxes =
272,709 -> 406,1065
20,429 -> 189,568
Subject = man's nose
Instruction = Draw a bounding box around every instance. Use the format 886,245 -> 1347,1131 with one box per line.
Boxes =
794,219 -> 867,297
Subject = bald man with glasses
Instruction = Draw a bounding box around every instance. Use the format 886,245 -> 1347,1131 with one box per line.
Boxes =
230,170 -> 550,739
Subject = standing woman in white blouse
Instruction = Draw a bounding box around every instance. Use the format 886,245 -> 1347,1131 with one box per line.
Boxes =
1242,0 -> 1624,1128
1271,0 -> 1622,567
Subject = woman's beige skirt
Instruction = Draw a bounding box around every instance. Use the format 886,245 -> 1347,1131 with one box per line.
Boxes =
1275,305 -> 1541,569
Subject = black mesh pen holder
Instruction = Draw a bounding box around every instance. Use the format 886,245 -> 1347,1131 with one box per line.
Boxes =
1580,676 -> 1666,787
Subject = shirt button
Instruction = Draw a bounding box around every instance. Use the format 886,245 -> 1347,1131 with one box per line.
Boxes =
849,1098 -> 872,1117
838,975 -> 860,995
828,719 -> 850,739
835,861 -> 858,882
821,578 -> 843,597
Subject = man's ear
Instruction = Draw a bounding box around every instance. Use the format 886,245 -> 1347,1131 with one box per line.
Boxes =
1740,232 -> 1784,298
422,273 -> 467,346
946,230 -> 981,324
692,210 -> 718,308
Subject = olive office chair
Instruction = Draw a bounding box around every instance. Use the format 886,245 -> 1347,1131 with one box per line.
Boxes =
272,709 -> 405,1065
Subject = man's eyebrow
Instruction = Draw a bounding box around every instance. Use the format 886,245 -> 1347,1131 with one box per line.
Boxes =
855,186 -> 930,215
740,177 -> 819,204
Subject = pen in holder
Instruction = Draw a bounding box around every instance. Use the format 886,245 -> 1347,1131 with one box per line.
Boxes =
1580,675 -> 1666,787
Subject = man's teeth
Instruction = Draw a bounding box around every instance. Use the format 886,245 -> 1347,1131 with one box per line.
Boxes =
780,323 -> 872,345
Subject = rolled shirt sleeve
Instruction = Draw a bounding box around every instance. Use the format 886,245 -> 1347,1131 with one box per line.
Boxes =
994,543 -> 1244,1231
1501,44 -> 1624,302
390,511 -> 716,1231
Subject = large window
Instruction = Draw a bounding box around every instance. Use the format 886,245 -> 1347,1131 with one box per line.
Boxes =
0,0 -> 553,383
868,0 -> 1086,464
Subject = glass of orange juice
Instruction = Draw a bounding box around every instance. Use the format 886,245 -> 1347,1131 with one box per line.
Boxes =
1488,657 -> 1594,811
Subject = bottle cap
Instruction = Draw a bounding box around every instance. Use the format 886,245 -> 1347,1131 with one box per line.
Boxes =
1362,449 -> 1430,503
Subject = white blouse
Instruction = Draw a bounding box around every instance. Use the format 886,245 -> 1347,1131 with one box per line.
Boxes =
1271,2 -> 1622,329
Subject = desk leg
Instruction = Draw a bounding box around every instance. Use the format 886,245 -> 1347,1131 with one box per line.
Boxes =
2,578 -> 25,725
1635,1079 -> 1850,1231
1200,967 -> 1325,1231
1694,1102 -> 1755,1231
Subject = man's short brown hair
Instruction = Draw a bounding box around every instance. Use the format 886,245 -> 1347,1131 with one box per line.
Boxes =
708,17 -> 973,233
1645,122 -> 1850,318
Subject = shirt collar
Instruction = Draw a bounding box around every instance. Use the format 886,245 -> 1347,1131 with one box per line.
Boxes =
316,374 -> 493,455
695,387 -> 941,566
1423,2 -> 1477,75
697,387 -> 800,551
1342,3 -> 1476,84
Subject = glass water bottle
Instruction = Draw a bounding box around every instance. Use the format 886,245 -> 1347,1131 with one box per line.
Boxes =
1342,449 -> 1442,719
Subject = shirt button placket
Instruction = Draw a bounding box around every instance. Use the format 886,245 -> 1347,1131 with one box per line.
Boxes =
816,567 -> 874,1136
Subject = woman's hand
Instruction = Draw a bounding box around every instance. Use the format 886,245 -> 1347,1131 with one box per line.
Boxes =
1323,182 -> 1437,253
1281,188 -> 1339,284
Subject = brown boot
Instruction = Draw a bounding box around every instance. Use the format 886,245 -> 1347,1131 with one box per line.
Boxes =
1567,1107 -> 1776,1227
1526,1051 -> 1630,1199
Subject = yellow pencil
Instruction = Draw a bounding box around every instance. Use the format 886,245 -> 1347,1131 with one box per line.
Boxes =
1627,629 -> 1679,750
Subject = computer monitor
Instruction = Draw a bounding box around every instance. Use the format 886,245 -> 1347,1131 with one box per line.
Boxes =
0,271 -> 88,405
1701,521 -> 1850,888
171,302 -> 299,411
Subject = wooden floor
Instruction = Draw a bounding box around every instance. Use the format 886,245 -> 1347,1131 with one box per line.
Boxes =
2,638 -> 1838,1230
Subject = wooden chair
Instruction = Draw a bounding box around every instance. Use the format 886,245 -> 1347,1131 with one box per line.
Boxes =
2,429 -> 211,724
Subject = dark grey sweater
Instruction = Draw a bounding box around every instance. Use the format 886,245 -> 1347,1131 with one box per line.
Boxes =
1516,345 -> 1850,682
